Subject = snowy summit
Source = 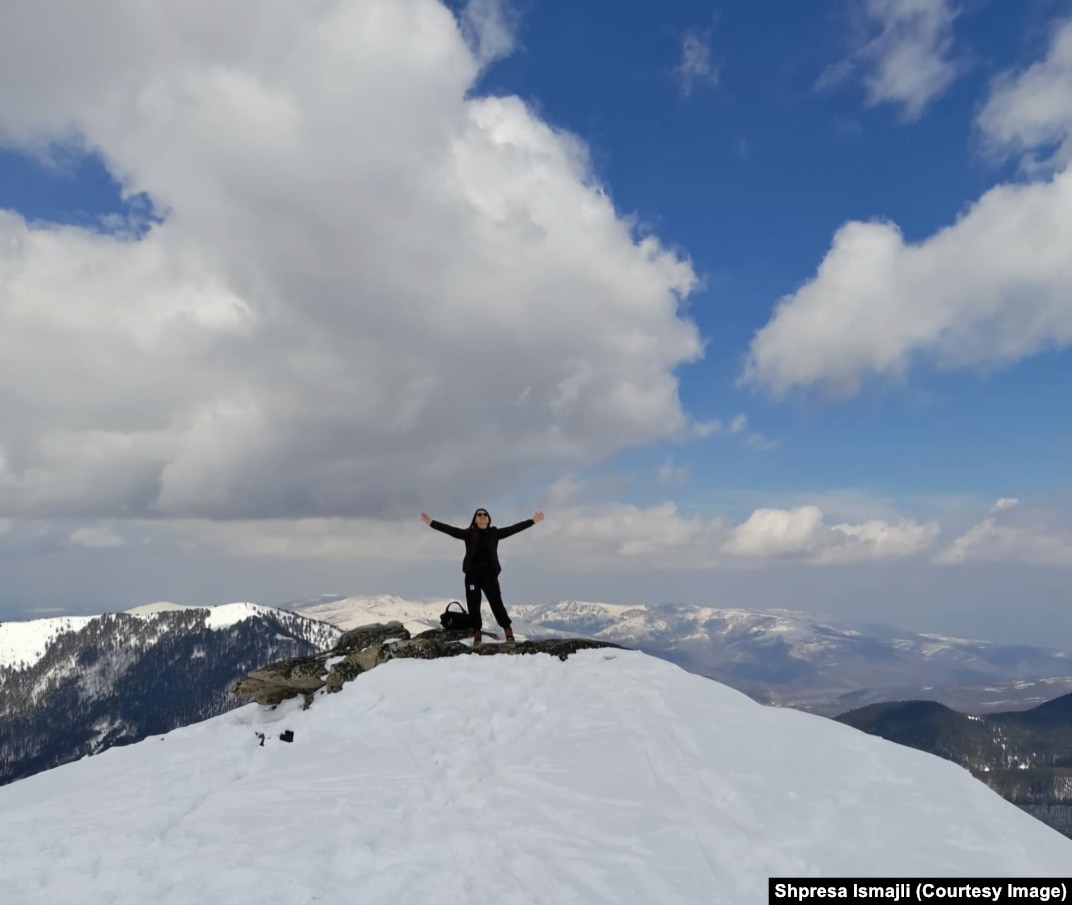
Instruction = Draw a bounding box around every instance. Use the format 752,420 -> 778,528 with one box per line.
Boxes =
2,648 -> 1070,904
0,602 -> 300,671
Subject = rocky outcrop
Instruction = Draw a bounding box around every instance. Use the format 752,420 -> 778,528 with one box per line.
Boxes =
233,622 -> 625,708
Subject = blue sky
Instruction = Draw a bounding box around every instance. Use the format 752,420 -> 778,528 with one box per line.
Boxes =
0,0 -> 1069,643
454,0 -> 1072,502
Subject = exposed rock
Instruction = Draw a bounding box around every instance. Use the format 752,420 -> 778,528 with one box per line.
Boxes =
233,622 -> 624,707
336,622 -> 411,652
234,661 -> 326,708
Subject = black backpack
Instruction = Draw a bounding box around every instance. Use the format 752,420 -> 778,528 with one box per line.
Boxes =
439,601 -> 471,631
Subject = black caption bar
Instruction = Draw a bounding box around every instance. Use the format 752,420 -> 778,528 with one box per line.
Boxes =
769,879 -> 1070,904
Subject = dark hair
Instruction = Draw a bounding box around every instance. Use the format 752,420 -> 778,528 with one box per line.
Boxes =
468,508 -> 491,529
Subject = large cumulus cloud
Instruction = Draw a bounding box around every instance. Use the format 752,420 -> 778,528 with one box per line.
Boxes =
747,17 -> 1072,397
0,0 -> 704,521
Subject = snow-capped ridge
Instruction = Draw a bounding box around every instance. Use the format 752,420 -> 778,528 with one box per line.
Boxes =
125,600 -> 292,629
125,601 -> 189,616
0,602 -> 331,672
0,615 -> 97,671
295,594 -> 457,635
1,603 -> 345,785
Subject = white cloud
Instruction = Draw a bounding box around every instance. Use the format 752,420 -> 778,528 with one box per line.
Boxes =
819,0 -> 961,121
544,476 -> 587,510
934,498 -> 1072,567
721,506 -> 827,559
720,505 -> 938,563
745,19 -> 1072,397
168,505 -> 718,568
0,0 -> 707,522
169,517 -> 442,563
657,457 -> 690,485
68,523 -> 125,549
700,410 -> 777,450
171,500 -> 940,570
976,18 -> 1072,173
686,413 -> 778,450
691,419 -> 722,438
675,31 -> 719,98
458,0 -> 518,68
745,432 -> 780,452
818,517 -> 941,564
525,502 -> 717,568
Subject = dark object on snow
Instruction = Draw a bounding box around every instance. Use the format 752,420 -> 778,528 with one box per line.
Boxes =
255,732 -> 265,747
279,730 -> 294,743
440,601 -> 471,631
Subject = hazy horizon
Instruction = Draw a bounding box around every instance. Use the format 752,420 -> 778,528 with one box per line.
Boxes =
0,1 -> 1068,646
3,555 -> 1069,649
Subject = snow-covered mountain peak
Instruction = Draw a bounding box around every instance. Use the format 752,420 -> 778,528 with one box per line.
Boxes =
1,602 -> 344,786
0,615 -> 97,670
202,602 -> 284,629
295,594 -> 457,634
2,649 -> 1069,903
124,600 -> 288,629
125,601 -> 189,616
1,602 -> 324,672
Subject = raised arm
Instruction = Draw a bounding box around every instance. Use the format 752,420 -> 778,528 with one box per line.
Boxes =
422,512 -> 466,539
497,510 -> 544,539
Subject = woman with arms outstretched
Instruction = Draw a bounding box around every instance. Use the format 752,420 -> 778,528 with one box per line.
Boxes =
421,508 -> 545,646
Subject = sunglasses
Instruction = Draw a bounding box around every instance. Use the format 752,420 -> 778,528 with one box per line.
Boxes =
475,511 -> 489,517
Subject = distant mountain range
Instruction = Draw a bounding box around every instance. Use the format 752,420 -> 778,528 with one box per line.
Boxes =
836,695 -> 1072,839
0,603 -> 340,786
291,595 -> 1072,715
5,592 -> 1071,790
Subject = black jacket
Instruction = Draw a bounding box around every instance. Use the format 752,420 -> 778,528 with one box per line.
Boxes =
429,519 -> 535,576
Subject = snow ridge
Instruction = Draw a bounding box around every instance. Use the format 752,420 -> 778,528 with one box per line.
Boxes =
0,616 -> 97,671
1,649 -> 1069,904
0,603 -> 316,671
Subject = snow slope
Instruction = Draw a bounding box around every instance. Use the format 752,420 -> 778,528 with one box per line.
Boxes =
124,601 -> 189,615
0,615 -> 96,670
1,650 -> 1069,905
123,600 -> 291,630
0,603 -> 317,671
296,594 -> 456,634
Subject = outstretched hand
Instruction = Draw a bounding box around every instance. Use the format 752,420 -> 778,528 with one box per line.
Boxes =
420,512 -> 432,525
532,511 -> 545,524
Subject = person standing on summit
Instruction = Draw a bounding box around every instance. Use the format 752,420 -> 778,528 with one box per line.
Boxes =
420,508 -> 544,646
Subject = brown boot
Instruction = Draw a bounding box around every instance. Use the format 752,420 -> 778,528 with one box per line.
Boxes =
472,630 -> 483,647
504,626 -> 515,643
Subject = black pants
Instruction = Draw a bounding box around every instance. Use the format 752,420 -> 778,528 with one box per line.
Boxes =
464,572 -> 511,632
